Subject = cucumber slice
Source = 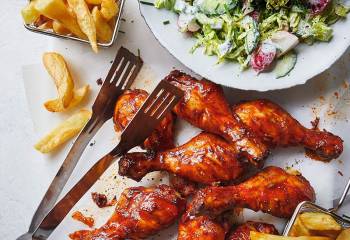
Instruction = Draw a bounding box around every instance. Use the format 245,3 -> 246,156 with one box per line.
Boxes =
245,29 -> 259,54
193,0 -> 237,15
274,51 -> 297,78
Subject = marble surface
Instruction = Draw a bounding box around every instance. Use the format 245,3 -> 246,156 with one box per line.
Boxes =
1,1 -> 350,239
0,1 -> 51,238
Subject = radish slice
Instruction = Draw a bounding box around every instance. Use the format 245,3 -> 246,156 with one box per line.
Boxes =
308,0 -> 330,14
250,42 -> 277,73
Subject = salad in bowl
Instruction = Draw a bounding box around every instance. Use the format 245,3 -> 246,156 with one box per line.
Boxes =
154,0 -> 349,76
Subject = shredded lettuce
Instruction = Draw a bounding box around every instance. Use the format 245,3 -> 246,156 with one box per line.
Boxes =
312,22 -> 333,41
154,0 -> 176,10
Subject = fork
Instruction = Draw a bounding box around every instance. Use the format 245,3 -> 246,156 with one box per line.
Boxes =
30,80 -> 183,240
17,47 -> 143,240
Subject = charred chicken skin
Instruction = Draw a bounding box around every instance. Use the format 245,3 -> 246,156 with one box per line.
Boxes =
69,185 -> 185,240
227,221 -> 278,240
232,99 -> 343,161
118,132 -> 244,184
164,70 -> 269,166
184,166 -> 315,219
178,216 -> 228,240
113,89 -> 175,151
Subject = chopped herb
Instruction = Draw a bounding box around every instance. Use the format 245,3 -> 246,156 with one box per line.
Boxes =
137,48 -> 141,57
119,30 -> 126,34
121,18 -> 126,21
140,1 -> 154,6
163,20 -> 170,25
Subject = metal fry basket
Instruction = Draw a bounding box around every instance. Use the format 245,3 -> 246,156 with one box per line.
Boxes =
283,178 -> 350,235
24,0 -> 125,47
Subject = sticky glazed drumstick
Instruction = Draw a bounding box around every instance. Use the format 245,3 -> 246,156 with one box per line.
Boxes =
69,185 -> 185,240
232,99 -> 343,161
184,166 -> 315,220
164,70 -> 269,166
118,132 -> 245,184
227,221 -> 278,240
178,216 -> 228,240
113,89 -> 175,151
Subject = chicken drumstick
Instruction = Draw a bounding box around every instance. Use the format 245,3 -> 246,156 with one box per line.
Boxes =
164,70 -> 269,166
232,99 -> 343,161
118,132 -> 244,184
184,166 -> 315,219
69,185 -> 185,240
113,89 -> 175,151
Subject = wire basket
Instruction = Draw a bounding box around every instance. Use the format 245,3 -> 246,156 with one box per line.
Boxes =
284,178 -> 350,235
24,0 -> 125,47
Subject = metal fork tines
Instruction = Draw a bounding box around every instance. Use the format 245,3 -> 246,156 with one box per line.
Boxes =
17,47 -> 143,240
32,80 -> 184,240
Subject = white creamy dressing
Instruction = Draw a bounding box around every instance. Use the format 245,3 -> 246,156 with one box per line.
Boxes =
218,39 -> 233,56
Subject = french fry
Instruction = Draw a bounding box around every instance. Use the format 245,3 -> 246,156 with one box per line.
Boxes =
34,0 -> 86,39
92,7 -> 113,43
100,0 -> 118,21
43,52 -> 75,111
37,20 -> 53,29
67,0 -> 98,53
52,20 -> 71,35
290,217 -> 312,237
299,213 -> 342,232
85,0 -> 103,4
21,0 -> 41,24
34,109 -> 92,153
299,212 -> 342,238
44,85 -> 90,112
250,232 -> 333,240
336,229 -> 350,240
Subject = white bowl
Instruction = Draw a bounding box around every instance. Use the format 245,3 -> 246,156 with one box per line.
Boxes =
139,2 -> 350,91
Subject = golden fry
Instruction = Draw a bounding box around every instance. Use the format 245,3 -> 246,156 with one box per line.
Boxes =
92,7 -> 113,43
52,20 -> 71,35
67,0 -> 98,53
250,232 -> 332,240
298,212 -> 342,239
44,85 -> 90,112
34,109 -> 92,153
290,217 -> 312,237
21,0 -> 41,24
100,0 -> 119,21
37,20 -> 53,29
299,213 -> 342,231
34,0 -> 86,39
336,229 -> 350,240
85,0 -> 103,4
43,52 -> 74,111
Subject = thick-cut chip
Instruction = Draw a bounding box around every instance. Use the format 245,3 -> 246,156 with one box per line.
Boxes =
250,232 -> 332,240
38,20 -> 53,29
21,0 -> 41,24
289,217 -> 312,237
45,85 -> 90,112
92,7 -> 113,43
34,109 -> 92,153
34,0 -> 86,39
52,20 -> 71,35
85,0 -> 103,4
67,0 -> 98,53
336,229 -> 350,240
100,0 -> 119,21
298,212 -> 342,238
299,213 -> 342,231
43,52 -> 75,111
